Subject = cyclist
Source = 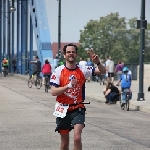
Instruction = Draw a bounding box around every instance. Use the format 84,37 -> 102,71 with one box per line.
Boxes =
2,58 -> 9,75
50,44 -> 106,150
116,66 -> 132,105
41,59 -> 52,85
30,56 -> 41,83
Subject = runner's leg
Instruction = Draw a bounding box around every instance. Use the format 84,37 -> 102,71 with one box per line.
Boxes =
60,133 -> 69,150
73,124 -> 84,150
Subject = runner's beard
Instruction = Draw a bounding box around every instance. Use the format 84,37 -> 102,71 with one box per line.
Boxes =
67,56 -> 76,64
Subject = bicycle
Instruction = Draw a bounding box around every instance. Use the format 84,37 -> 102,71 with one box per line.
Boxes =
3,66 -> 8,77
44,75 -> 50,93
120,88 -> 131,111
28,72 -> 42,89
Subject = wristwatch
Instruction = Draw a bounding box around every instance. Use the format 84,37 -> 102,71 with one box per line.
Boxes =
97,62 -> 100,66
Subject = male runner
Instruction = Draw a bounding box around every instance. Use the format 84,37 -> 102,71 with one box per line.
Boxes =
50,43 -> 106,150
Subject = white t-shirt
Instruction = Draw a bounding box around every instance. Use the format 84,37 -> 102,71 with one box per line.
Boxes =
79,61 -> 87,66
105,59 -> 110,67
108,60 -> 114,73
105,59 -> 110,75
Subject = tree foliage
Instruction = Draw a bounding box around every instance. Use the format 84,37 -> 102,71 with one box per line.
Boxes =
78,12 -> 150,64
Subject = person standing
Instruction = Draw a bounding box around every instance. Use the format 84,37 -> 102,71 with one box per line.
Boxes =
79,57 -> 87,67
86,58 -> 93,66
12,57 -> 17,73
50,44 -> 106,150
115,61 -> 124,83
106,56 -> 115,84
105,56 -> 110,80
86,58 -> 93,82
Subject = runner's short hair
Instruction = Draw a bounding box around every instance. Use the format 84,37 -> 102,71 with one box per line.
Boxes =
63,43 -> 78,54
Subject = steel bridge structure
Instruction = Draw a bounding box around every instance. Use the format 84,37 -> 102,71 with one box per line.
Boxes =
0,0 -> 53,74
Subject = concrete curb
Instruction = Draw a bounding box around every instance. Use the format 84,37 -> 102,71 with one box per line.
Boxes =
86,94 -> 150,113
86,94 -> 140,111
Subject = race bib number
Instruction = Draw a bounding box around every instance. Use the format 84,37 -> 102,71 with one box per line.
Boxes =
53,102 -> 69,118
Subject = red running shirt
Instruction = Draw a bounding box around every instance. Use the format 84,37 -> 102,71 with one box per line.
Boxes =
50,65 -> 94,111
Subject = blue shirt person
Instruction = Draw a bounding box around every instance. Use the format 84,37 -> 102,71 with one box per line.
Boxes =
116,66 -> 132,102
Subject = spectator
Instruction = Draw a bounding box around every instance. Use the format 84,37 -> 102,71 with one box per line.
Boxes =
115,61 -> 124,83
106,56 -> 115,84
87,58 -> 93,66
12,57 -> 17,73
105,56 -> 110,80
95,59 -> 106,84
103,81 -> 120,104
79,57 -> 87,67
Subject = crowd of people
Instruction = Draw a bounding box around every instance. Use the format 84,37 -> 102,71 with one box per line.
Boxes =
98,56 -> 132,105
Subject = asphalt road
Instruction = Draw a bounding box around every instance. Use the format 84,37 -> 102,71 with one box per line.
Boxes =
0,77 -> 150,150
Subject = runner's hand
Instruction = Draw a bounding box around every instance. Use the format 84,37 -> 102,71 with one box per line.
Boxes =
71,79 -> 77,87
68,79 -> 77,88
87,49 -> 100,64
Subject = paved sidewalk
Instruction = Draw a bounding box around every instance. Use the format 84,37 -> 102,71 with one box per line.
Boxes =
13,74 -> 150,114
1,76 -> 150,149
85,80 -> 150,113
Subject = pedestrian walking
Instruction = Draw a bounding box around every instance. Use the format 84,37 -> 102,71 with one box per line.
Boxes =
106,56 -> 115,84
12,57 -> 17,73
115,61 -> 124,84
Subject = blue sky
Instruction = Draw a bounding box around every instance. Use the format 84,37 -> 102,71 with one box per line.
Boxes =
45,0 -> 150,43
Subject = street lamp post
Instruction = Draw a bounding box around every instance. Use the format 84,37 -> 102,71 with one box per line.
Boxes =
57,0 -> 61,66
137,0 -> 147,101
3,0 -> 6,60
11,0 -> 15,73
16,0 -> 20,73
7,0 -> 11,73
0,2 -> 2,72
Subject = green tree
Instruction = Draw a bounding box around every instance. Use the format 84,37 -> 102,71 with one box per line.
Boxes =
79,13 -> 150,64
76,46 -> 88,63
79,12 -> 127,63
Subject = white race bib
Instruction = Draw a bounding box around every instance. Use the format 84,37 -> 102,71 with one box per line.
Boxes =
53,102 -> 69,118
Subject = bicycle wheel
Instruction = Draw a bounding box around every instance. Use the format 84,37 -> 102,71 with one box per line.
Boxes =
120,99 -> 125,110
45,85 -> 48,93
3,68 -> 7,77
36,77 -> 42,89
45,77 -> 49,93
125,99 -> 129,111
28,78 -> 32,88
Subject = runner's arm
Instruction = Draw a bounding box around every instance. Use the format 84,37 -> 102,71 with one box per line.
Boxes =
51,85 -> 69,96
94,63 -> 106,74
51,78 -> 77,96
